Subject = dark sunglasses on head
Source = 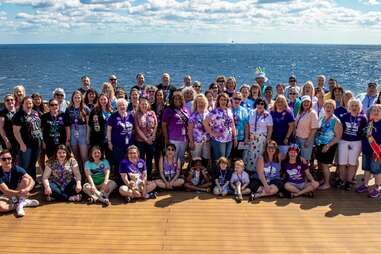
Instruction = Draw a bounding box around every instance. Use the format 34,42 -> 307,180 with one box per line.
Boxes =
1,157 -> 12,161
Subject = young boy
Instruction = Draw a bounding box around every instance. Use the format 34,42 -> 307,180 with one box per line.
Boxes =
184,157 -> 212,192
230,159 -> 251,203
213,157 -> 232,197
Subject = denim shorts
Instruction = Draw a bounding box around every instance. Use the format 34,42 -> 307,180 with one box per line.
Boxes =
362,154 -> 372,172
288,181 -> 306,190
370,159 -> 381,175
70,124 -> 87,146
296,137 -> 314,161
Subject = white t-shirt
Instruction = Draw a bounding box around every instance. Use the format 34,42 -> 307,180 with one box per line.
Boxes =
248,109 -> 273,135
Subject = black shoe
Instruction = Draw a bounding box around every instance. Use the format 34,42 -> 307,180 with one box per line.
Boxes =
344,182 -> 351,191
235,195 -> 242,203
125,197 -> 132,203
149,192 -> 157,199
334,179 -> 344,189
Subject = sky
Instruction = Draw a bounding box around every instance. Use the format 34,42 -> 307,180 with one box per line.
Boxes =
0,0 -> 380,44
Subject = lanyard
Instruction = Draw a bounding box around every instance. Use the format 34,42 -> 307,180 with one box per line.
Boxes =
254,111 -> 264,132
296,111 -> 307,130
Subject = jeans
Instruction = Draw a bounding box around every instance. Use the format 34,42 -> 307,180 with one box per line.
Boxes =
49,180 -> 77,201
211,139 -> 232,171
112,146 -> 127,175
18,140 -> 41,181
169,140 -> 187,164
135,141 -> 155,178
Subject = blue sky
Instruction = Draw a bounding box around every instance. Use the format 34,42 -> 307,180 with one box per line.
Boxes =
0,0 -> 380,44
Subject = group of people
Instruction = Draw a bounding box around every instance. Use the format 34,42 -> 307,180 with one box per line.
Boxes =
1,70 -> 381,218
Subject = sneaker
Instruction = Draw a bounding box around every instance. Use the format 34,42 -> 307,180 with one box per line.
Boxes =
23,199 -> 39,208
149,192 -> 157,199
356,184 -> 368,193
368,188 -> 380,198
16,205 -> 25,217
234,195 -> 241,203
125,197 -> 131,203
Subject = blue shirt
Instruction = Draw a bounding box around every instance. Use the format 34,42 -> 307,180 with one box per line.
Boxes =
232,106 -> 249,141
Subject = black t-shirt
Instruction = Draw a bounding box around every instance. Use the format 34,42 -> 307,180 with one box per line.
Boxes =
41,112 -> 70,146
88,108 -> 109,145
0,165 -> 27,191
156,83 -> 177,103
0,108 -> 16,146
213,169 -> 233,186
12,109 -> 42,147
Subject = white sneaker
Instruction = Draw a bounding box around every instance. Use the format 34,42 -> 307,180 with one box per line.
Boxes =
23,199 -> 39,208
16,205 -> 25,217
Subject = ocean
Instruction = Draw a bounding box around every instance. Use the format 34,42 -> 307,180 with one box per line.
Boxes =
0,43 -> 380,99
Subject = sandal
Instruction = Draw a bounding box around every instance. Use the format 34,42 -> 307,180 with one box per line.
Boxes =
69,194 -> 82,202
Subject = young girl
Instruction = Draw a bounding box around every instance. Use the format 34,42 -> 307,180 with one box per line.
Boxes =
184,158 -> 211,192
155,144 -> 184,190
119,146 -> 157,202
282,144 -> 319,198
356,104 -> 381,198
230,160 -> 251,203
83,146 -> 117,206
213,157 -> 232,197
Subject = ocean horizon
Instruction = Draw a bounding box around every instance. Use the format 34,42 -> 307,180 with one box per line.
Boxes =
0,43 -> 380,99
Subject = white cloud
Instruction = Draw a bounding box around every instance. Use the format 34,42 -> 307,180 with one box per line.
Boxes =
360,0 -> 380,5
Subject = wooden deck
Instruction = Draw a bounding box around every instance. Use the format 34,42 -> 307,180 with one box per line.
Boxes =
1,172 -> 381,253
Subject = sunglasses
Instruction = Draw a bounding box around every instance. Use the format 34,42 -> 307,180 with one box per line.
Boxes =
167,148 -> 175,151
50,103 -> 58,107
5,99 -> 14,102
257,102 -> 265,106
148,90 -> 155,93
289,80 -> 296,82
1,157 -> 12,161
289,93 -> 297,95
110,78 -> 117,81
55,94 -> 64,97
233,98 -> 242,101
217,80 -> 225,83
193,85 -> 201,88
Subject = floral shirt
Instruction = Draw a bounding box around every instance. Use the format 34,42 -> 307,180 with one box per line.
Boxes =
206,107 -> 234,143
135,110 -> 157,142
189,112 -> 209,143
46,158 -> 79,187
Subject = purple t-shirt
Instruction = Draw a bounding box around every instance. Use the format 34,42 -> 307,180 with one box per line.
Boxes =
107,111 -> 134,148
206,108 -> 234,143
282,161 -> 307,184
271,109 -> 295,145
119,159 -> 147,179
341,113 -> 367,142
162,107 -> 189,141
189,112 -> 209,143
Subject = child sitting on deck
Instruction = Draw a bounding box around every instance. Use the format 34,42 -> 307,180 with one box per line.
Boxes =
213,156 -> 232,197
230,159 -> 251,203
184,157 -> 211,192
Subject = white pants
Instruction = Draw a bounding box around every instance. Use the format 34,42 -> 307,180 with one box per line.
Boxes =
338,140 -> 361,166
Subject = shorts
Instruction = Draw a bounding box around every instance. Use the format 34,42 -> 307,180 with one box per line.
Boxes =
192,141 -> 211,159
70,124 -> 87,146
287,181 -> 306,190
338,140 -> 361,166
316,144 -> 337,165
362,154 -> 372,172
278,145 -> 289,156
370,159 -> 381,175
295,137 -> 314,161
250,178 -> 282,193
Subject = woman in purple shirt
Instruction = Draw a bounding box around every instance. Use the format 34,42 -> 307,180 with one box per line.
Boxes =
107,98 -> 134,173
282,144 -> 319,198
336,98 -> 367,190
162,90 -> 190,163
204,93 -> 237,169
119,146 -> 157,202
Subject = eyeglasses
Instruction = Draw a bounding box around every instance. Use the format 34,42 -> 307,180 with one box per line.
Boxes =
49,103 -> 58,107
1,157 -> 12,161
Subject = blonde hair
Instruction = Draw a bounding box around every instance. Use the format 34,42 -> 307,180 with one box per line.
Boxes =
324,99 -> 336,109
217,156 -> 229,167
302,81 -> 315,97
273,95 -> 289,111
192,94 -> 209,113
234,159 -> 245,169
347,98 -> 362,112
102,82 -> 115,99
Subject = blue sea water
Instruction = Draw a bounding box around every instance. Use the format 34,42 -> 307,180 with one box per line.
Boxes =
0,43 -> 380,98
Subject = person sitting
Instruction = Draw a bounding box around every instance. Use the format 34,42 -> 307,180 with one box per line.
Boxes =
230,159 -> 251,203
155,144 -> 184,190
212,157 -> 232,197
118,146 -> 157,202
249,141 -> 282,200
0,150 -> 39,217
184,158 -> 211,192
83,146 -> 117,206
282,144 -> 319,198
42,145 -> 82,202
